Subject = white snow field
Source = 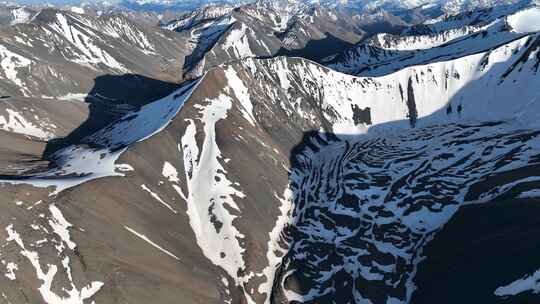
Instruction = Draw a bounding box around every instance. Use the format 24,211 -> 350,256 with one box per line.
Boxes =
508,7 -> 540,33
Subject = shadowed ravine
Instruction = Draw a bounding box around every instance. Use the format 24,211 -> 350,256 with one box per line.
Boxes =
43,74 -> 180,158
0,73 -> 181,178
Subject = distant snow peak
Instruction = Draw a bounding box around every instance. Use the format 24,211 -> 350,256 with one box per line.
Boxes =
10,7 -> 33,25
134,0 -> 175,4
70,6 -> 85,14
363,0 -> 439,11
443,0 -> 531,14
255,0 -> 304,25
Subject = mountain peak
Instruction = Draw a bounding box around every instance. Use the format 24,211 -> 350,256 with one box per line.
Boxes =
255,0 -> 305,10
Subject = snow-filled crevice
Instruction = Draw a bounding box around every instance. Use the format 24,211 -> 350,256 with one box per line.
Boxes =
179,94 -> 257,303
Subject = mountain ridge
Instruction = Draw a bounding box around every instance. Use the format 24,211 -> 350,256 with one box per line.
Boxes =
1,1 -> 540,304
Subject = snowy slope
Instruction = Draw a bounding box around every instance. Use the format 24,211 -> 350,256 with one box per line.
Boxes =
325,7 -> 539,76
163,1 -> 368,78
507,6 -> 540,32
9,7 -> 34,25
0,8 -> 188,99
415,0 -> 534,33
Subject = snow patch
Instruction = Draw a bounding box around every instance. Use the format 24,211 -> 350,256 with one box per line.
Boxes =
508,7 -> 540,33
3,262 -> 18,280
518,189 -> 540,198
70,7 -> 85,14
5,224 -> 104,304
224,66 -> 256,126
0,45 -> 32,94
48,204 -> 76,251
0,108 -> 55,140
162,161 -> 180,183
140,184 -> 178,214
222,23 -> 255,59
180,94 -> 249,286
124,226 -> 181,261
10,8 -> 32,25
495,268 -> 540,296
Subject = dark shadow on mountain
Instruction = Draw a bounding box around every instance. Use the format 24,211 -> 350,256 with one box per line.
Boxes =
390,4 -> 445,24
358,22 -> 407,37
272,33 -> 357,62
182,21 -> 235,78
42,73 -> 180,159
413,197 -> 540,304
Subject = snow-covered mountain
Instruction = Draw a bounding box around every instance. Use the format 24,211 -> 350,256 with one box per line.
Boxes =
117,0 -> 250,12
324,2 -> 539,75
158,0 -> 539,79
0,5 -> 36,25
162,0 -> 420,79
0,1 -> 540,304
0,7 -> 188,91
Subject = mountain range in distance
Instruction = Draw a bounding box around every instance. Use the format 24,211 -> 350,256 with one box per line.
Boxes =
0,0 -> 540,303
